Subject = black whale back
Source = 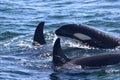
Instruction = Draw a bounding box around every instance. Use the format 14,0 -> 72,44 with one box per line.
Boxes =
55,24 -> 120,49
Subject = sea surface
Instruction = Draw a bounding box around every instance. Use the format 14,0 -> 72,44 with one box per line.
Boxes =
0,0 -> 120,80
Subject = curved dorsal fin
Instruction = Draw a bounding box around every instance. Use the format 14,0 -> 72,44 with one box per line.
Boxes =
53,38 -> 70,67
33,22 -> 46,45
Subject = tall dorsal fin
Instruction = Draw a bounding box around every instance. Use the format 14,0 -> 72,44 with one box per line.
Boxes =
33,22 -> 46,45
53,38 -> 70,67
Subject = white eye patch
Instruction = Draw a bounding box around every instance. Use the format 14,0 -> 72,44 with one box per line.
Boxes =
74,33 -> 91,40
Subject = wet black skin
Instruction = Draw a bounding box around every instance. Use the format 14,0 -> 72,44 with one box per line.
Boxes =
64,54 -> 120,68
33,22 -> 46,45
53,38 -> 120,69
55,24 -> 120,49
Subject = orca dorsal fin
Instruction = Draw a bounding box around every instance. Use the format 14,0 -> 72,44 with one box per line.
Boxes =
33,22 -> 46,45
53,38 -> 70,67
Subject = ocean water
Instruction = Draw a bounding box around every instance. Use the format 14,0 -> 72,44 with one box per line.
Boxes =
0,0 -> 120,80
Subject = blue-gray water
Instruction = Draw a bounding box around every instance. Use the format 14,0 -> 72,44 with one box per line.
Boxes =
0,0 -> 120,80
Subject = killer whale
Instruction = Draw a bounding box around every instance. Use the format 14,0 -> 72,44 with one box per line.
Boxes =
53,38 -> 120,70
55,24 -> 120,49
33,22 -> 46,45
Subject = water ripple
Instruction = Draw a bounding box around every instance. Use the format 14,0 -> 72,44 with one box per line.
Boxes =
0,0 -> 120,80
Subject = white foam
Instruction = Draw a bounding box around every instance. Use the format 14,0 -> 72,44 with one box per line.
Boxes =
57,36 -> 91,49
